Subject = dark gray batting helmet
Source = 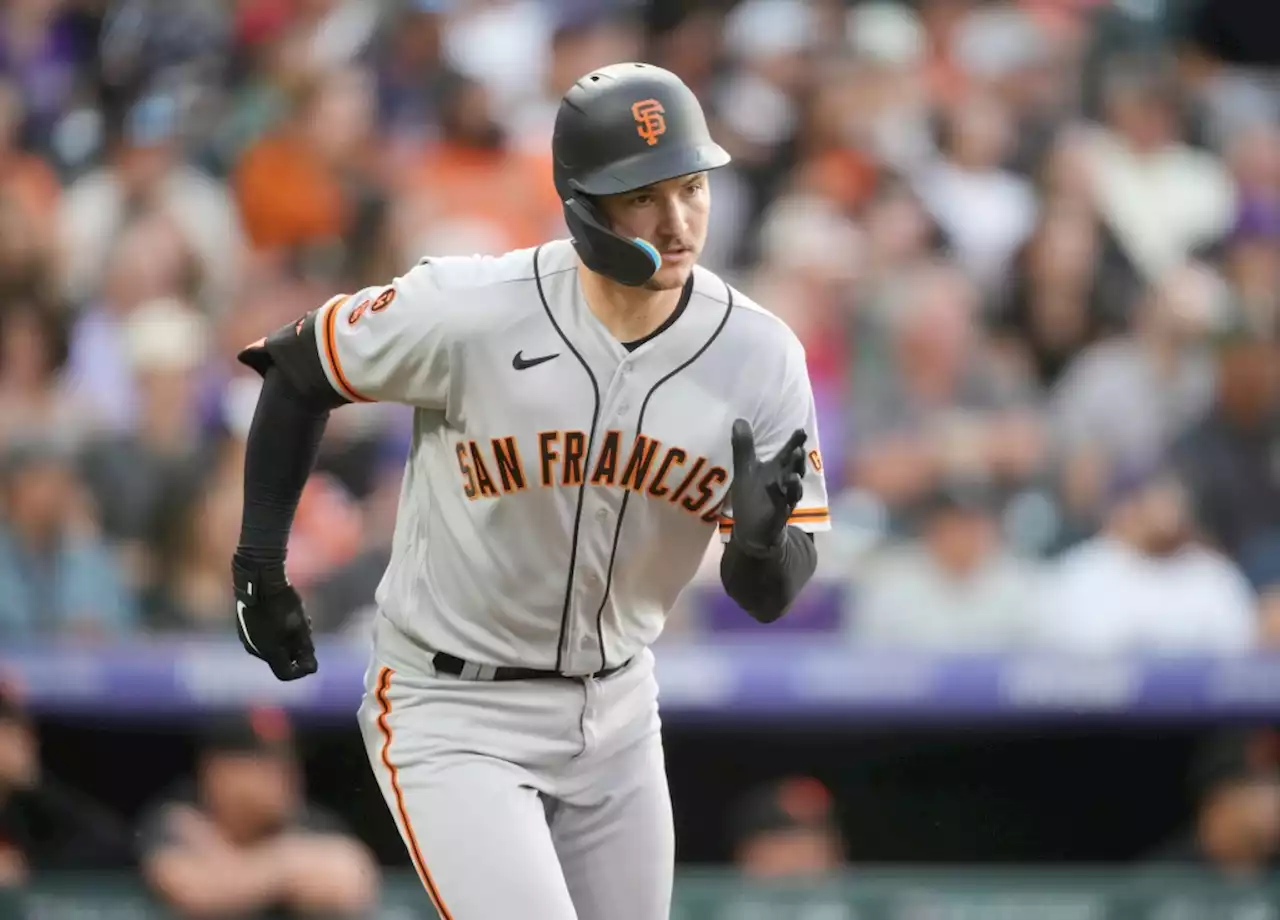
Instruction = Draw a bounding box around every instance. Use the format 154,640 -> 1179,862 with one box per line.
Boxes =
552,62 -> 731,286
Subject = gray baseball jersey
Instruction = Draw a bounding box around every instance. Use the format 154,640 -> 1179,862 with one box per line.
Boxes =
316,238 -> 830,675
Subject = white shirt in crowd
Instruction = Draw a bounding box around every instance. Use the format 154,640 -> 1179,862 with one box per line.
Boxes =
1034,536 -> 1258,654
1087,129 -> 1236,281
914,159 -> 1038,290
848,545 -> 1042,651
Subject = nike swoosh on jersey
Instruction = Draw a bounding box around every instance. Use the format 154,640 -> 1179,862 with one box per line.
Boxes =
512,351 -> 560,370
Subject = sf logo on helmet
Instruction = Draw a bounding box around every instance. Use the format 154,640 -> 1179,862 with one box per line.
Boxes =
631,99 -> 666,146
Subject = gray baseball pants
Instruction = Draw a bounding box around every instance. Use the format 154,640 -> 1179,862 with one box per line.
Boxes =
357,614 -> 674,920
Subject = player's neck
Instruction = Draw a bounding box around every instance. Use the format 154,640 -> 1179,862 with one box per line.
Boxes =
578,264 -> 684,345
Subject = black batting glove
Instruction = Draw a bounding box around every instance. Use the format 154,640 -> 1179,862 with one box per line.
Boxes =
727,419 -> 807,556
231,554 -> 318,681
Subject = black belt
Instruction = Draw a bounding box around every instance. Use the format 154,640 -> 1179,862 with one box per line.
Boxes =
432,651 -> 632,682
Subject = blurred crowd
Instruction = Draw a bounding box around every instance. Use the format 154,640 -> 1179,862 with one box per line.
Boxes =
0,0 -> 1277,653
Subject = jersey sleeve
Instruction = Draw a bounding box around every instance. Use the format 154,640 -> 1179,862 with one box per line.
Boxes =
238,265 -> 452,409
719,335 -> 831,543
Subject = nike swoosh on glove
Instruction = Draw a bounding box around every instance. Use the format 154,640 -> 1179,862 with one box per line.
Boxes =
727,418 -> 806,555
232,555 -> 318,681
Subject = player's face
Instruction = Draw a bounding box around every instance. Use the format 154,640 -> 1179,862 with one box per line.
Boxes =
599,172 -> 710,291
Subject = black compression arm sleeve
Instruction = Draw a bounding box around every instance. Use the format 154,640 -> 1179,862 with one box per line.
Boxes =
236,367 -> 331,567
719,526 -> 818,623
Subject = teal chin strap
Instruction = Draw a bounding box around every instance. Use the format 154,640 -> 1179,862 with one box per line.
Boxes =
562,195 -> 663,286
631,237 -> 662,272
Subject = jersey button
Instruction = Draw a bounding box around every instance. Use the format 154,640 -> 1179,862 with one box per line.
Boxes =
578,636 -> 594,652
584,572 -> 600,586
617,401 -> 630,414
596,508 -> 610,522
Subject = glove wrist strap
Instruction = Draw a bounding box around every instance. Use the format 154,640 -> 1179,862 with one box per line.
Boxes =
729,528 -> 786,560
232,553 -> 290,593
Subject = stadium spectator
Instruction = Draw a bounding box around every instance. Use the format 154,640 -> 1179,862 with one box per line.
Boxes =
78,297 -> 214,595
1178,0 -> 1280,151
397,70 -> 562,259
506,9 -> 642,157
0,681 -> 130,878
233,64 -> 378,262
95,0 -> 232,105
206,4 -> 319,176
849,259 -> 1046,531
955,4 -> 1072,178
57,91 -> 243,311
1037,123 -> 1102,207
0,81 -> 60,241
0,0 -> 96,156
1222,122 -> 1280,209
990,201 -> 1124,389
0,192 -> 58,309
1220,200 -> 1280,332
744,192 -> 864,488
0,436 -> 136,639
841,1 -> 933,178
1050,261 -> 1226,522
438,0 -> 553,119
1169,313 -> 1280,572
728,776 -> 846,880
1034,462 -> 1258,653
1147,728 -> 1280,882
855,172 -> 948,298
1202,122 -> 1280,334
138,708 -> 378,918
1084,54 -> 1236,284
64,209 -> 202,433
912,90 -> 1037,292
714,0 -> 820,231
145,438 -> 244,632
782,61 -> 880,221
94,0 -> 234,177
372,0 -> 449,152
0,303 -> 96,451
847,481 -> 1040,650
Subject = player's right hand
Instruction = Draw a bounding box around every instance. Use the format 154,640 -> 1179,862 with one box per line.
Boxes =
231,554 -> 318,681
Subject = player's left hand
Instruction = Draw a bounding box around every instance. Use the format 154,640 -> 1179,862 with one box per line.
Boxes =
728,418 -> 806,555
231,554 -> 318,681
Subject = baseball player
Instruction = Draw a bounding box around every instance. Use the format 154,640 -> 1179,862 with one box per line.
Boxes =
230,63 -> 830,920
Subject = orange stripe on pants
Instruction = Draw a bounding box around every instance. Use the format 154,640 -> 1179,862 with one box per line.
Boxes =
375,666 -> 454,920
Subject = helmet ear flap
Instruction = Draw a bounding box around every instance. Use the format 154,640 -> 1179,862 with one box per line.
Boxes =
563,196 -> 661,287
